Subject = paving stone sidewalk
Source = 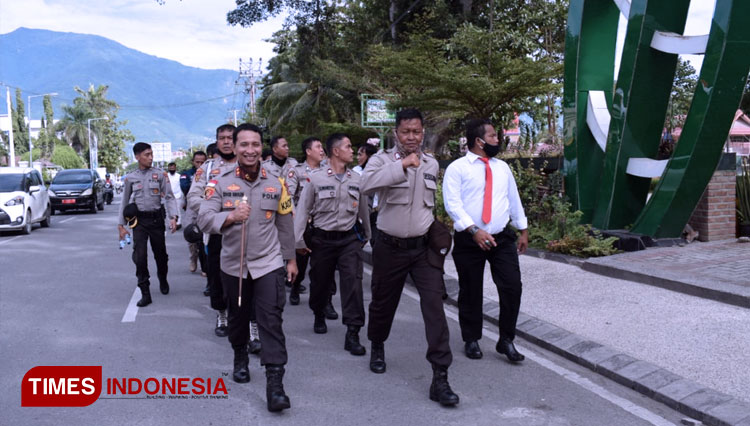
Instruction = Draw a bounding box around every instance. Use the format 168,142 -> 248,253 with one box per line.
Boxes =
582,239 -> 750,308
363,239 -> 750,426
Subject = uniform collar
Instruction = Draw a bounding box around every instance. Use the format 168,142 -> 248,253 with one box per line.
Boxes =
466,150 -> 493,164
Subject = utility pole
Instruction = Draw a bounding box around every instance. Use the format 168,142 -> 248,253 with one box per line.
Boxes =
228,109 -> 241,126
5,87 -> 15,166
236,58 -> 263,122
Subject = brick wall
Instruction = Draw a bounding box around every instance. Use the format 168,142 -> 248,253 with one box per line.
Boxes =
688,170 -> 737,241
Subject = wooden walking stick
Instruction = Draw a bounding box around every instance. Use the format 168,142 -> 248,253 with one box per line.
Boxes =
238,195 -> 248,307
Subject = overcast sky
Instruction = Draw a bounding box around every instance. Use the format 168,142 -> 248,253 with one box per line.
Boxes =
1,0 -> 717,73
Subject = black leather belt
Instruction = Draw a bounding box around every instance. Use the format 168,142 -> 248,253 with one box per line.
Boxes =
312,228 -> 355,240
138,209 -> 164,218
378,232 -> 428,249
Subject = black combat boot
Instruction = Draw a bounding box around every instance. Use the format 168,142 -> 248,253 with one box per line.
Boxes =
247,321 -> 262,355
344,325 -> 366,356
323,295 -> 338,320
429,365 -> 459,407
313,313 -> 327,334
289,283 -> 300,305
265,364 -> 291,412
232,345 -> 250,383
136,283 -> 152,307
369,342 -> 386,374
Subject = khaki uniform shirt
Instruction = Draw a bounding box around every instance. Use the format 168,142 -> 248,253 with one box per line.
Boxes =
197,165 -> 295,278
285,161 -> 320,207
263,157 -> 298,181
118,166 -> 178,226
186,158 -> 235,229
361,148 -> 438,238
294,168 -> 371,249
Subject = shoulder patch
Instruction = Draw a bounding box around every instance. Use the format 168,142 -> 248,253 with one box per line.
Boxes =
194,168 -> 203,182
152,173 -> 159,180
288,170 -> 295,178
210,168 -> 220,176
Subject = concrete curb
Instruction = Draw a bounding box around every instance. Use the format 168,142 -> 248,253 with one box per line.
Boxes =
362,246 -> 750,426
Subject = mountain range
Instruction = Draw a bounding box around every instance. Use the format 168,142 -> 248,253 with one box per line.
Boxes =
0,27 -> 245,151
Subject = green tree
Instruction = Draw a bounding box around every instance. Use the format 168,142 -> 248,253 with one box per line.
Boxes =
12,89 -> 28,158
51,143 -> 85,169
58,102 -> 92,154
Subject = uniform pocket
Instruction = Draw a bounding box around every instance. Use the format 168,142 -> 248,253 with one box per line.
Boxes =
148,182 -> 161,197
317,190 -> 337,212
386,182 -> 410,205
259,198 -> 277,221
346,189 -> 360,212
423,178 -> 436,207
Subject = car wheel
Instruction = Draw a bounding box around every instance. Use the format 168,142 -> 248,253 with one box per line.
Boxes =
97,197 -> 105,211
41,205 -> 51,228
90,201 -> 98,214
22,211 -> 32,235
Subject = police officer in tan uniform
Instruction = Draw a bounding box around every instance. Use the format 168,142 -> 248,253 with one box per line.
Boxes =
187,125 -> 240,340
263,136 -> 298,178
118,142 -> 179,307
197,123 -> 297,413
361,108 -> 459,407
285,137 -> 326,304
294,133 -> 371,355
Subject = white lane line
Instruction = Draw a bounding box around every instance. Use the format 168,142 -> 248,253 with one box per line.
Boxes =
58,217 -> 76,224
121,288 -> 141,323
364,263 -> 676,426
0,235 -> 23,246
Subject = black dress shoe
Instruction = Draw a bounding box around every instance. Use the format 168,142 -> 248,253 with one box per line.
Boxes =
369,342 -> 386,374
202,285 -> 210,297
313,314 -> 327,334
464,341 -> 483,359
496,338 -> 525,363
159,281 -> 169,295
323,301 -> 338,320
298,284 -> 306,294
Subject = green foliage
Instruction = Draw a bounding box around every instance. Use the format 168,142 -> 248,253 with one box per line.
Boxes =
737,158 -> 750,225
57,84 -> 130,170
507,159 -> 619,257
434,170 -> 453,228
51,144 -> 85,169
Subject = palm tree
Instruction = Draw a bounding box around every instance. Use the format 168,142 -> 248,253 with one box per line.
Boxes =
58,103 -> 93,154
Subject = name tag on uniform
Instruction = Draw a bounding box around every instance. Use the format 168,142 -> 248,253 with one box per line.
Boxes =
348,185 -> 360,192
424,173 -> 437,182
134,183 -> 143,190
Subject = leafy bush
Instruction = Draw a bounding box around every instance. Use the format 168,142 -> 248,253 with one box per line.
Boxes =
51,144 -> 84,169
507,159 -> 619,258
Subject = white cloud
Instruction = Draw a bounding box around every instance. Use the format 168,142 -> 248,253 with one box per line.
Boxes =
0,0 -> 285,71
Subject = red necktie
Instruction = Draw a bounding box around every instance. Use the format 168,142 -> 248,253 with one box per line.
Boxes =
479,157 -> 492,224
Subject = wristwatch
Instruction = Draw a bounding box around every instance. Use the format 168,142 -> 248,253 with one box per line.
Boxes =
467,225 -> 480,236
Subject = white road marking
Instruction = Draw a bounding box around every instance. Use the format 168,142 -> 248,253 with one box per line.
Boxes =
360,263 -> 676,426
121,288 -> 141,323
59,217 -> 76,224
0,235 -> 23,246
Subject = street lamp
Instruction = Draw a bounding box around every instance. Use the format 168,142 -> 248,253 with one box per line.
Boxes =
27,92 -> 58,167
87,116 -> 107,170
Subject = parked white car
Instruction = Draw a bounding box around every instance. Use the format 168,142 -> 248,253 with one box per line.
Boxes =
0,167 -> 51,234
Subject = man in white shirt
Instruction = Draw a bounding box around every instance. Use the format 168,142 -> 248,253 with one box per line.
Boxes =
442,118 -> 529,363
167,162 -> 182,228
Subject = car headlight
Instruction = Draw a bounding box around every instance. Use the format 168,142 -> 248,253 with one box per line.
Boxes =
4,196 -> 24,206
81,188 -> 93,196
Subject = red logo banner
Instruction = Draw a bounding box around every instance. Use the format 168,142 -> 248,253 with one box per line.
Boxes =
22,366 -> 102,407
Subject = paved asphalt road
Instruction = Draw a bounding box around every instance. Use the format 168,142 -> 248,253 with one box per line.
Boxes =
0,199 -> 691,425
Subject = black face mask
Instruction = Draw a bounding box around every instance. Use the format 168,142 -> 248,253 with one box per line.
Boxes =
481,139 -> 501,158
218,150 -> 236,161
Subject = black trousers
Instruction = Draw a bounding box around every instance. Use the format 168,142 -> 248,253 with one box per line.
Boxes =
132,215 -> 168,287
221,269 -> 287,365
197,241 -> 207,273
292,250 -> 309,288
367,234 -> 452,368
206,234 -> 227,311
309,234 -> 365,327
451,230 -> 522,342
